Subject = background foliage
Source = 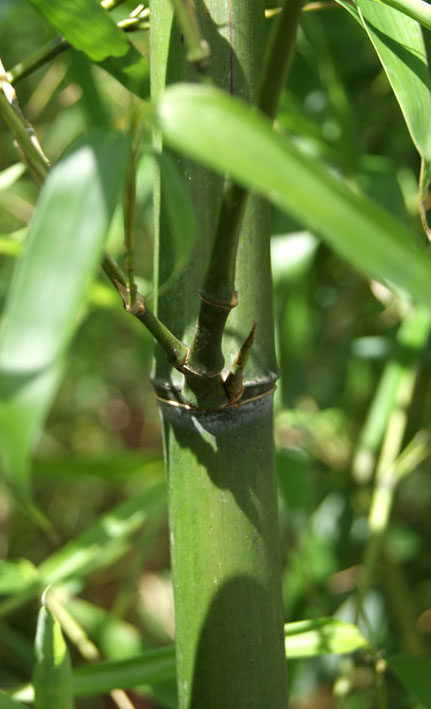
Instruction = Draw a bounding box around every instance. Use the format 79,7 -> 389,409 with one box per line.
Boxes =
0,1 -> 430,707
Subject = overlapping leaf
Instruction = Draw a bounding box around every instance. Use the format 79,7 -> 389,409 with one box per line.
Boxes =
27,0 -> 128,61
157,84 -> 431,305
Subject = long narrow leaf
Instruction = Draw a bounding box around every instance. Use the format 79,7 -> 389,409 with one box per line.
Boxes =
33,593 -> 74,709
0,130 -> 127,500
156,84 -> 431,305
27,0 -> 128,61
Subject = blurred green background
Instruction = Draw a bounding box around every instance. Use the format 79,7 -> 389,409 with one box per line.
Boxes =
0,2 -> 430,707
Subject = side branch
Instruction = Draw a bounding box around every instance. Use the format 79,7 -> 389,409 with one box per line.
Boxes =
186,0 -> 302,393
102,254 -> 189,369
0,60 -> 188,374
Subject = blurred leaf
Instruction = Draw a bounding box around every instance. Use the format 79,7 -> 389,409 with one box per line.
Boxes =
0,479 -> 165,618
0,130 -> 127,500
0,164 -> 26,192
157,84 -> 431,306
284,618 -> 369,658
66,597 -> 143,659
155,151 -> 196,285
27,0 -> 128,61
73,646 -> 176,697
387,654 -> 431,706
0,559 -> 38,594
33,592 -> 74,709
34,452 -> 163,482
276,448 -> 311,511
38,479 -> 165,586
0,694 -> 28,709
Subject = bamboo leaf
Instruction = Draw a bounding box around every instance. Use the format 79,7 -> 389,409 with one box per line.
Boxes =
27,0 -> 128,61
33,591 -> 74,709
0,130 -> 127,500
97,43 -> 150,99
355,0 -> 431,161
284,618 -> 369,657
38,480 -> 165,586
73,646 -> 176,696
157,84 -> 431,306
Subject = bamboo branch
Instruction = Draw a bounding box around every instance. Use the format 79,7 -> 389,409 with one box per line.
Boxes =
0,56 -> 188,371
0,59 -> 50,182
186,0 -> 303,395
102,254 -> 189,368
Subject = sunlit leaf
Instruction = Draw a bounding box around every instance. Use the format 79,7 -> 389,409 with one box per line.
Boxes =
0,130 -> 127,500
33,592 -> 74,709
284,618 -> 369,657
157,84 -> 431,305
371,0 -> 431,31
27,0 -> 128,61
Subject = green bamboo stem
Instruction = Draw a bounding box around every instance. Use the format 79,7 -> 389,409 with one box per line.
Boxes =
151,0 -> 289,706
160,397 -> 288,707
185,0 -> 303,394
0,63 -> 50,182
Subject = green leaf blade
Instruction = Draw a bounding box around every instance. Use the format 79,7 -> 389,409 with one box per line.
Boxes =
0,129 -> 127,499
27,0 -> 128,61
157,84 -> 431,306
33,593 -> 74,709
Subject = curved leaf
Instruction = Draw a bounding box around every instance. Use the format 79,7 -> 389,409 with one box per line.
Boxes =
0,130 -> 127,499
28,0 -> 128,61
355,0 -> 431,161
157,84 -> 431,305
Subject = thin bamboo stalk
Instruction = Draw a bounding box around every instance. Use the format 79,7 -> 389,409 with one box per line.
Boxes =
150,0 -> 289,705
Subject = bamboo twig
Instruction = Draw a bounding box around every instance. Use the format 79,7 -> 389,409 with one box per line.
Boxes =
186,0 -> 303,392
102,254 -> 188,368
0,55 -> 188,370
169,0 -> 210,67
